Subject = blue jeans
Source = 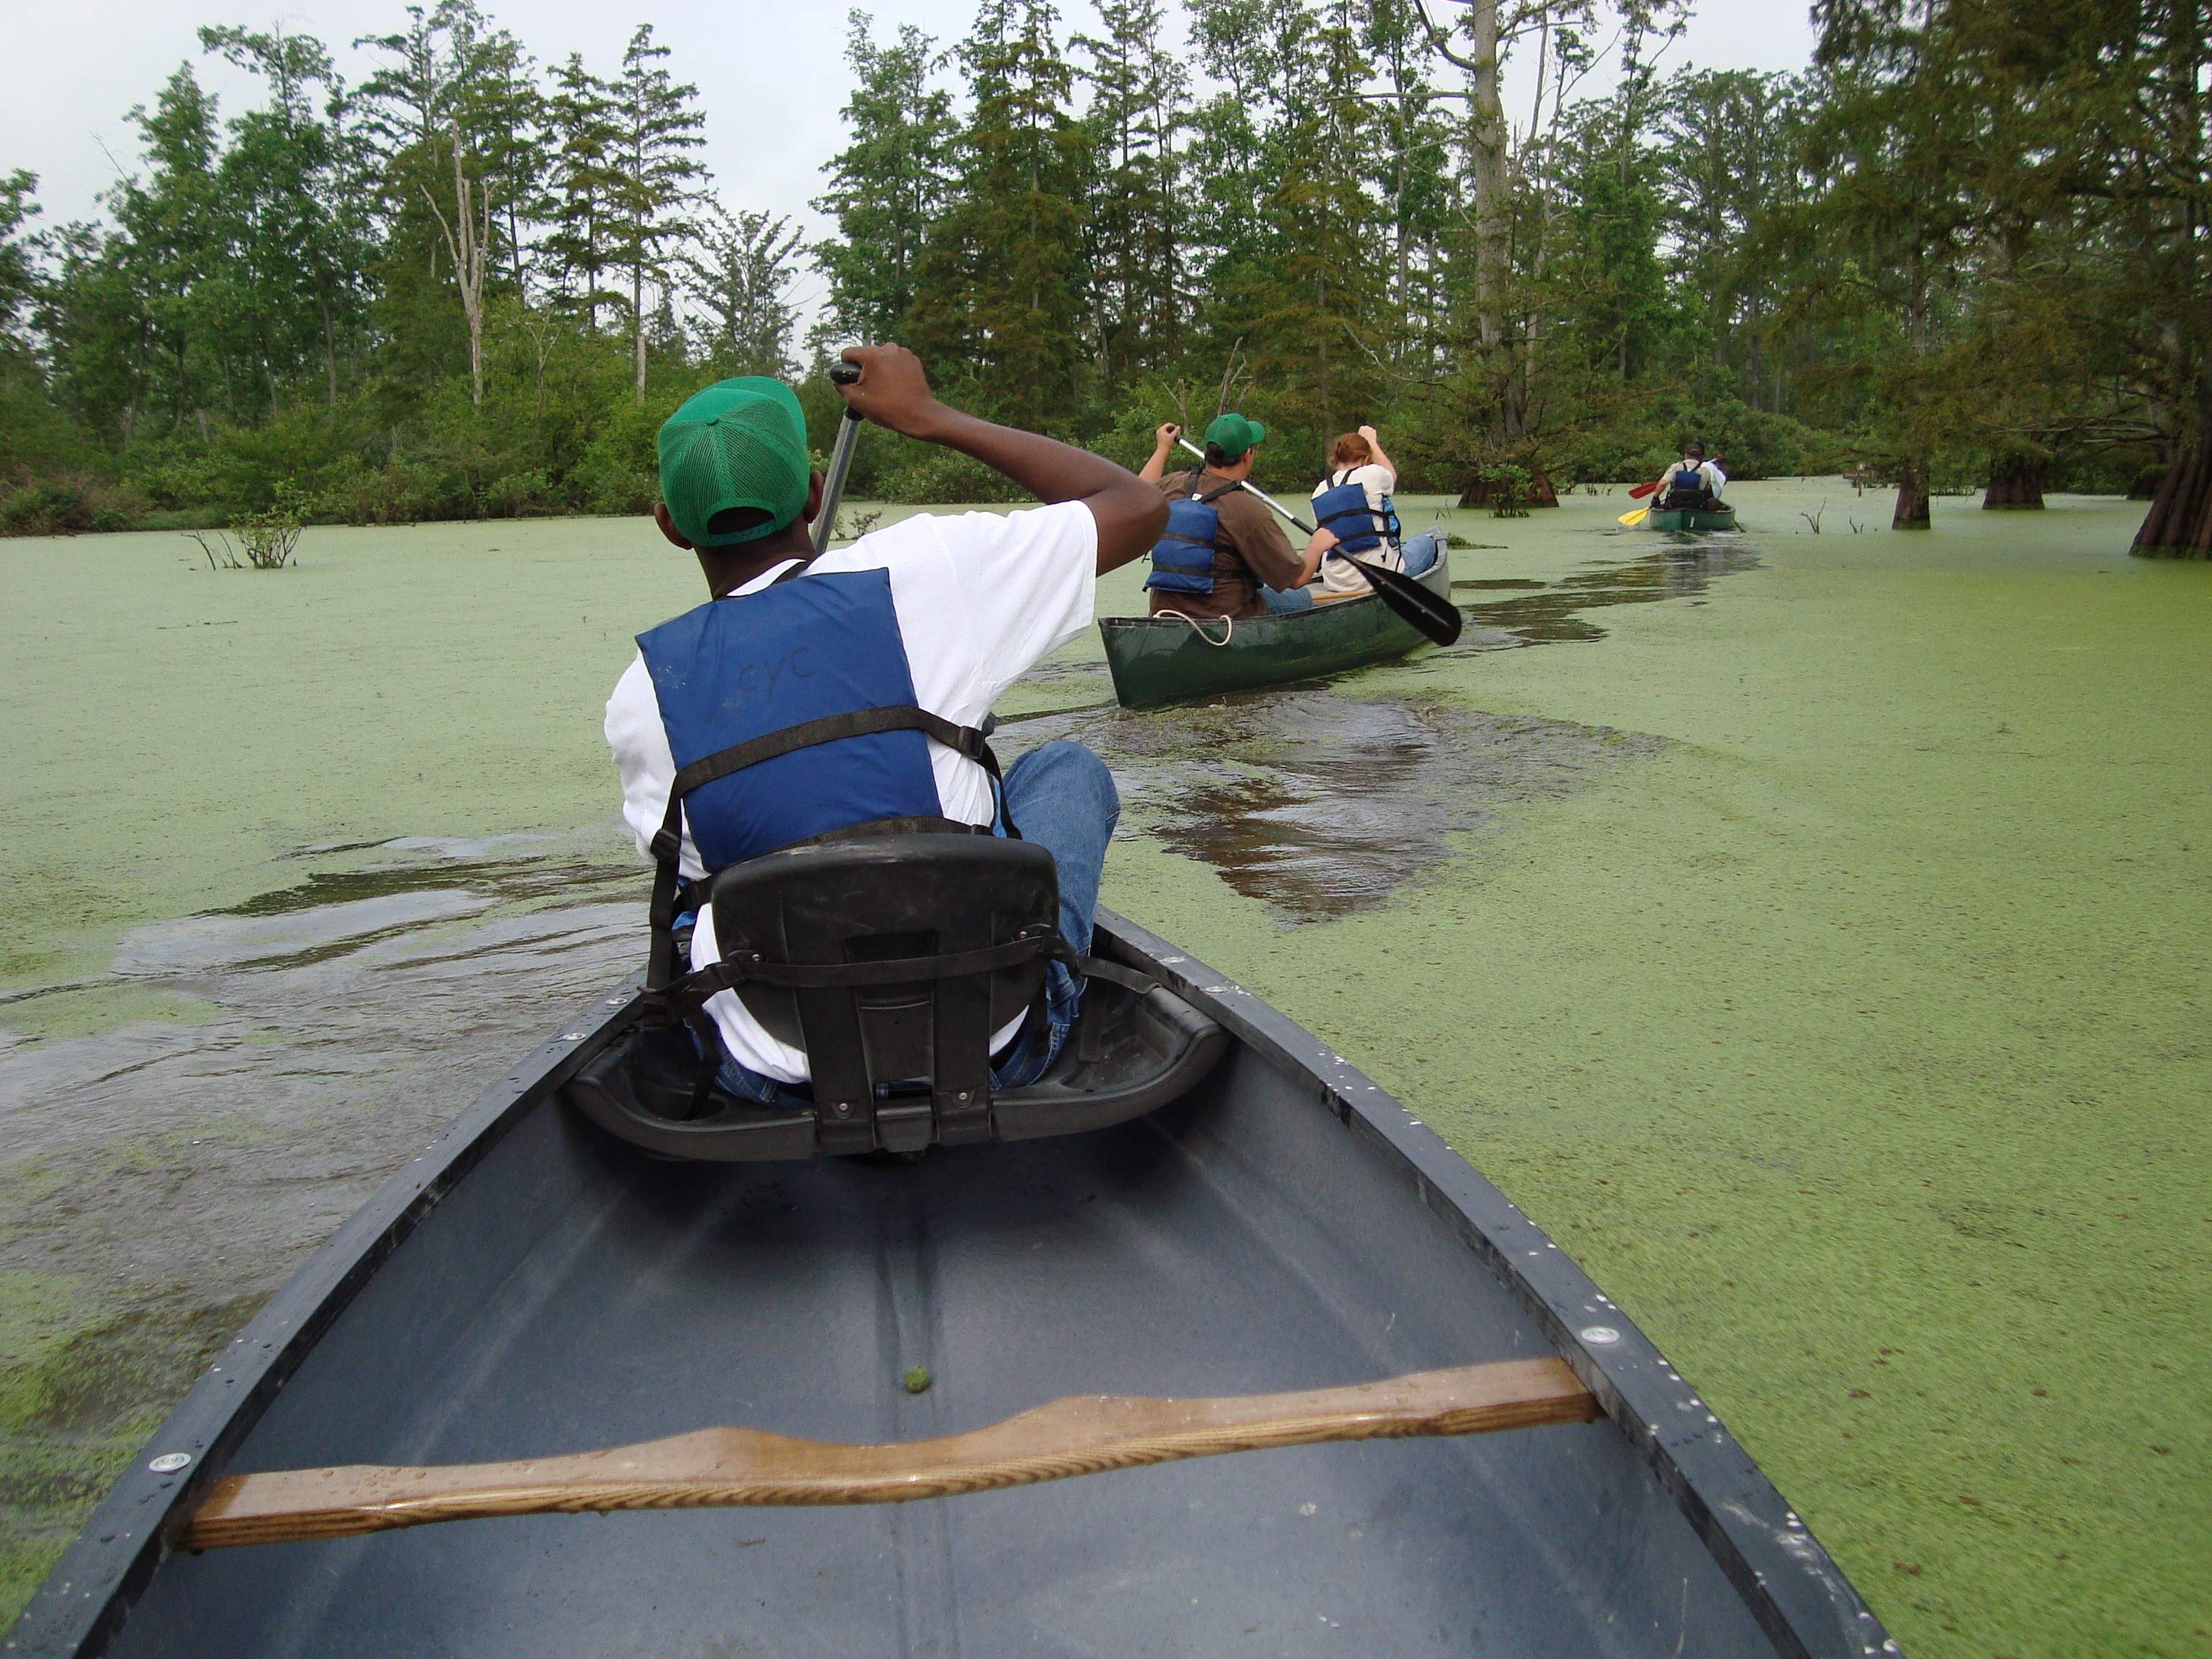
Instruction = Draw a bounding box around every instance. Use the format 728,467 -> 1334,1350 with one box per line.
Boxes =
1262,584 -> 1314,615
1398,529 -> 1443,577
711,739 -> 1120,1105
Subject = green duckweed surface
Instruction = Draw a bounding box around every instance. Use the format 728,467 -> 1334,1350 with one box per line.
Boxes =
1,481 -> 2206,1656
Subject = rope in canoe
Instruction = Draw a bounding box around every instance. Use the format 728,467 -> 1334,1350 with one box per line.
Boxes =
1154,609 -> 1233,647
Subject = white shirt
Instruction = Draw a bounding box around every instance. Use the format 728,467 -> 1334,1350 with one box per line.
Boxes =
604,501 -> 1099,1083
1310,462 -> 1404,597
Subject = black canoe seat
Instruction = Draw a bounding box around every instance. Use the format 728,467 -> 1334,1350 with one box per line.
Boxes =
565,835 -> 1227,1161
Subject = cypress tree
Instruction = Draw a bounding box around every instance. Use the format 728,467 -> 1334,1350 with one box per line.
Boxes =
812,13 -> 957,346
541,53 -> 620,330
602,25 -> 706,400
1075,0 -> 1191,402
906,0 -> 1089,429
683,206 -> 805,376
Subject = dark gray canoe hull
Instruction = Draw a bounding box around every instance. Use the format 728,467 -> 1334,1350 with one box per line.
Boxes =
14,915 -> 1894,1659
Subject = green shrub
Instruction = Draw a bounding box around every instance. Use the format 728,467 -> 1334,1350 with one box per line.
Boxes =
0,472 -> 148,536
1477,462 -> 1534,517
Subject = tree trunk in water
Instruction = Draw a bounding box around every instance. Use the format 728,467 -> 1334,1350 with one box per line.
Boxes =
2132,436 -> 2212,557
1982,456 -> 2046,510
1893,459 -> 1932,529
1457,472 -> 1560,509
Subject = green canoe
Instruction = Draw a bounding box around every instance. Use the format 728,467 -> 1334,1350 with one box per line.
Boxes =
1099,546 -> 1453,711
1645,505 -> 1737,532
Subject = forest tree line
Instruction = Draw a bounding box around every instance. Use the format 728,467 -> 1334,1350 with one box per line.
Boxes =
0,0 -> 2205,553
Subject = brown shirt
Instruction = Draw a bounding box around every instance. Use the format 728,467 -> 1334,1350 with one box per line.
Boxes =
1148,469 -> 1304,620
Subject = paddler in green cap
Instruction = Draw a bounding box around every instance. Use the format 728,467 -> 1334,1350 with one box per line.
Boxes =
1137,413 -> 1321,621
604,344 -> 1167,1107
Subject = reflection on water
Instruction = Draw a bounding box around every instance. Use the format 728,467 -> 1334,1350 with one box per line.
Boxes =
1449,543 -> 1762,650
1017,691 -> 1661,925
0,843 -> 642,1590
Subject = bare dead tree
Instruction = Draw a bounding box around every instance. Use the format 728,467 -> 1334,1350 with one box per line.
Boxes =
422,121 -> 496,407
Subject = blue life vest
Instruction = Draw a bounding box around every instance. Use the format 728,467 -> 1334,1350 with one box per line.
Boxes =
1312,470 -> 1400,557
636,569 -> 945,870
1145,471 -> 1237,594
1671,464 -> 1706,495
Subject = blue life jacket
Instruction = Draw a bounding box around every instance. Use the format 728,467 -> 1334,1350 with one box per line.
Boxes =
1312,470 -> 1400,557
1145,470 -> 1238,594
1670,464 -> 1707,497
637,568 -> 946,868
633,565 -> 999,1007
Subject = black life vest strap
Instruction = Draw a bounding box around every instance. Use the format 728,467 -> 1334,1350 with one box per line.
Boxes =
660,706 -> 995,835
1181,467 -> 1242,508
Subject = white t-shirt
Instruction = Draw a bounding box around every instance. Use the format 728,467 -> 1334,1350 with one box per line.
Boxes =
1310,462 -> 1403,597
604,501 -> 1099,1083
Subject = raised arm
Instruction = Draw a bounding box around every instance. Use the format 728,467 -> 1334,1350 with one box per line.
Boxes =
1140,423 -> 1181,485
837,345 -> 1166,575
1357,424 -> 1397,481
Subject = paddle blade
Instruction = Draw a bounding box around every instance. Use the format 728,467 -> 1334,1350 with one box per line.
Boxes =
1617,505 -> 1650,527
1628,482 -> 1658,499
1349,557 -> 1462,646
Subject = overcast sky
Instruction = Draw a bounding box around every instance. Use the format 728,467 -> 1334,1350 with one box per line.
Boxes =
5,0 -> 1817,313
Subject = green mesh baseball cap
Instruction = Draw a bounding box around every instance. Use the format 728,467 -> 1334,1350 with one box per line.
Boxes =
657,377 -> 811,548
1204,412 -> 1267,457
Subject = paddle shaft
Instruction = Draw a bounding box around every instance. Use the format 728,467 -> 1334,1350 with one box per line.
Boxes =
812,363 -> 865,555
181,1358 -> 1595,1548
1172,436 -> 1462,646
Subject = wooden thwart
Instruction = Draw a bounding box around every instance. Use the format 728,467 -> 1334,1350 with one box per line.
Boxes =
184,1357 -> 1598,1550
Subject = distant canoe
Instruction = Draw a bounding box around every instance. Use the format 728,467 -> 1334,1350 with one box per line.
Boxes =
1099,545 -> 1453,710
1646,505 -> 1737,533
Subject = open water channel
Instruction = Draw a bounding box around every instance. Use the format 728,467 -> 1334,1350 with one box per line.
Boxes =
2,481 -> 2206,1658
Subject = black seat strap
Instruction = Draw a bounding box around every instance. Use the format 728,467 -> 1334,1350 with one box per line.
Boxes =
642,703 -> 1012,1020
668,934 -> 1156,1023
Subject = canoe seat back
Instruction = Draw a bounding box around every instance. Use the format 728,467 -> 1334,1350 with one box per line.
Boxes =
565,885 -> 1233,1163
703,834 -> 1058,1154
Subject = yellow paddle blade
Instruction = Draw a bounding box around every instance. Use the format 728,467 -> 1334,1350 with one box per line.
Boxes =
1617,505 -> 1650,526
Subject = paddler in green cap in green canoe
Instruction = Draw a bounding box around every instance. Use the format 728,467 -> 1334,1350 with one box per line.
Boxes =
1138,412 -> 1322,621
603,344 -> 1168,1108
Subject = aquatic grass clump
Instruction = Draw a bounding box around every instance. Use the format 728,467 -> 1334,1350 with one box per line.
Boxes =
187,489 -> 306,572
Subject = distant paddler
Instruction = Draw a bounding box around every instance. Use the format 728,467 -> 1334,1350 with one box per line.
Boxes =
1138,414 -> 1324,620
1649,441 -> 1728,514
1305,424 -> 1445,598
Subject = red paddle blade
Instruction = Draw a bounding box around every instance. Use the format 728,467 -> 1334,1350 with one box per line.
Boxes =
1628,482 -> 1658,499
